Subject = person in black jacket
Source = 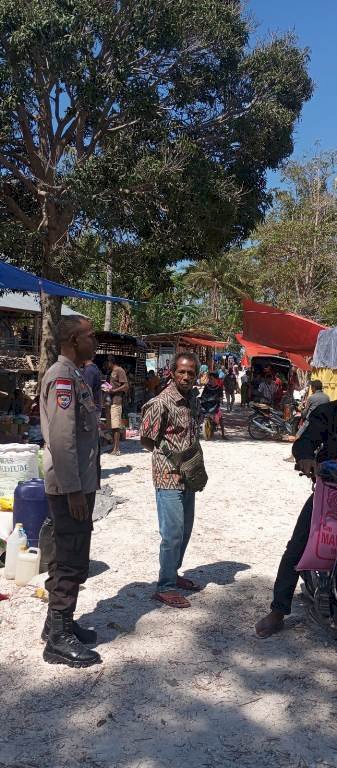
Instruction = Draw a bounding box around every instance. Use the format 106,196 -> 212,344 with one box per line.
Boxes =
255,400 -> 337,638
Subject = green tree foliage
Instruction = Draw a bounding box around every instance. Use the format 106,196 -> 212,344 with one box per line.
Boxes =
0,0 -> 313,373
183,251 -> 254,321
247,152 -> 337,324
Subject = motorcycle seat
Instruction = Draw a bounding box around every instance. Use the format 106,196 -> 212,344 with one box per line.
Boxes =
254,403 -> 270,412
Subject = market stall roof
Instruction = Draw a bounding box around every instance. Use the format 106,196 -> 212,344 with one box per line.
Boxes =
180,336 -> 227,349
236,333 -> 311,371
0,259 -> 130,304
143,330 -> 228,349
0,291 -> 85,316
243,297 -> 326,355
95,331 -> 147,351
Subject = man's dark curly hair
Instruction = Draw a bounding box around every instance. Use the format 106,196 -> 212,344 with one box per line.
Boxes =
170,351 -> 200,375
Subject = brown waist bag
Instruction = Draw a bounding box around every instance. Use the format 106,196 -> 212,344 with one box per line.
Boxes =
161,441 -> 208,493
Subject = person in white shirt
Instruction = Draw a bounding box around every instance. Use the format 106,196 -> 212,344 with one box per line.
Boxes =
258,373 -> 277,406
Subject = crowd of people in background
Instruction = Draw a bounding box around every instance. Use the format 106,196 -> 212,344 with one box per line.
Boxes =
8,342 -> 330,460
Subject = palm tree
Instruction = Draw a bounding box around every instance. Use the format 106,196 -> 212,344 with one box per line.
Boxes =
183,251 -> 250,322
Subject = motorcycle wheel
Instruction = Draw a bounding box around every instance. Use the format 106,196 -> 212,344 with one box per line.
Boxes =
300,570 -> 318,600
202,416 -> 214,441
248,416 -> 271,440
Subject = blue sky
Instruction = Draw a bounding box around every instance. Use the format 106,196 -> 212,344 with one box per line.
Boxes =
248,0 -> 336,185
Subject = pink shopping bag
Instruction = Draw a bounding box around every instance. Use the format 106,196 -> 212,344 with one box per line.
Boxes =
296,477 -> 337,571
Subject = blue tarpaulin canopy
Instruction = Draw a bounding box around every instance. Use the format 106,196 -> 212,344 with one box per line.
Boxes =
0,260 -> 132,304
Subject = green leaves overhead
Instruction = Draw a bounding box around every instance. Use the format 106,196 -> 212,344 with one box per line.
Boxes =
246,152 -> 337,324
0,0 -> 313,369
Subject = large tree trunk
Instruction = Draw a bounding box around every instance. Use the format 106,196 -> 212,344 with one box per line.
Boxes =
104,263 -> 113,331
38,201 -> 73,382
39,290 -> 62,383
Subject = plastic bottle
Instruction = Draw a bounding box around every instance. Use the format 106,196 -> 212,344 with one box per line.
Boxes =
15,546 -> 41,586
4,523 -> 28,579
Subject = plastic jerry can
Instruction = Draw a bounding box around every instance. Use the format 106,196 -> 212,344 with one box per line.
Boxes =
4,523 -> 28,579
13,478 -> 48,547
15,546 -> 41,586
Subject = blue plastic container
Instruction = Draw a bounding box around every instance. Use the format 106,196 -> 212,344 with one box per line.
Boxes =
13,478 -> 49,548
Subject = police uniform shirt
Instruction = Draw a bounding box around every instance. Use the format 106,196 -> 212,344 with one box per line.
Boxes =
40,355 -> 99,495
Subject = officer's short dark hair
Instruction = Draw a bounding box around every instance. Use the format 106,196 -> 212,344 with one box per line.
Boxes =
171,352 -> 200,375
311,379 -> 323,391
57,316 -> 87,344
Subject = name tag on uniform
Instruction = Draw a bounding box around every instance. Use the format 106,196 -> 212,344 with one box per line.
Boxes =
56,379 -> 72,409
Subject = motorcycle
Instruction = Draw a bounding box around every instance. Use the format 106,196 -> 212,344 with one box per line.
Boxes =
248,402 -> 301,441
200,402 -> 224,440
299,462 -> 337,632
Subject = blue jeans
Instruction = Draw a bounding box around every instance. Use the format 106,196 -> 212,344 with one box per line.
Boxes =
155,488 -> 195,591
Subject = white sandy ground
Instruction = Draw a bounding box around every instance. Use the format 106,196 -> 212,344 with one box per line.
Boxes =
1,408 -> 337,768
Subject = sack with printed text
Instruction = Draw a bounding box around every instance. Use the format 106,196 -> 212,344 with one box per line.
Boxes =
0,444 -> 39,497
296,478 -> 337,571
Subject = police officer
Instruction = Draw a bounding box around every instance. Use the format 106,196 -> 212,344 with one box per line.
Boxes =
40,316 -> 101,667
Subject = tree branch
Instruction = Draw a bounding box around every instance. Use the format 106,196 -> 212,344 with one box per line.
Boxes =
2,190 -> 38,232
0,154 -> 38,197
34,59 -> 54,153
76,110 -> 87,159
55,113 -> 81,163
16,104 -> 44,178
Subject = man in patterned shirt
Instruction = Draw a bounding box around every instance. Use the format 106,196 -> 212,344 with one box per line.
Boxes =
140,352 -> 203,608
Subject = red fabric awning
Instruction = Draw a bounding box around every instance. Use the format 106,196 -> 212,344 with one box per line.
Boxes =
236,334 -> 311,371
180,336 -> 228,349
243,297 -> 326,355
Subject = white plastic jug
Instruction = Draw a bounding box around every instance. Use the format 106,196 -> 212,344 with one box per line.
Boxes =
15,547 -> 41,586
4,523 -> 28,579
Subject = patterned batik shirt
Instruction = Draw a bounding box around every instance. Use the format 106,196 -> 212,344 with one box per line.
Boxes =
140,381 -> 201,490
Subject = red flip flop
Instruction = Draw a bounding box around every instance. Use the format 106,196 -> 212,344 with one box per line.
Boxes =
176,576 -> 202,592
152,590 -> 191,608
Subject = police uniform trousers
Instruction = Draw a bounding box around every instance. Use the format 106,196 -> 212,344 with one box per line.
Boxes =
45,493 -> 96,614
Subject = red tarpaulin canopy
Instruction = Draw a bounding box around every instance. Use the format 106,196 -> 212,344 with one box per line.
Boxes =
243,297 -> 326,356
236,334 -> 311,372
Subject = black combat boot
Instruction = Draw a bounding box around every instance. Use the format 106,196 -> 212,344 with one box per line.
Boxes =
43,610 -> 101,667
41,609 -> 97,644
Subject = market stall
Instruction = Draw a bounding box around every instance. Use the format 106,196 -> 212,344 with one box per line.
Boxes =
94,331 -> 147,412
143,329 -> 228,371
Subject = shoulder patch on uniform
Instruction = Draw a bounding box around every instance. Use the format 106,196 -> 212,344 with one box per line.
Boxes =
56,379 -> 73,409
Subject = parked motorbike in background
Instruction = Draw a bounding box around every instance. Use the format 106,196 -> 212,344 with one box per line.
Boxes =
248,401 -> 302,441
